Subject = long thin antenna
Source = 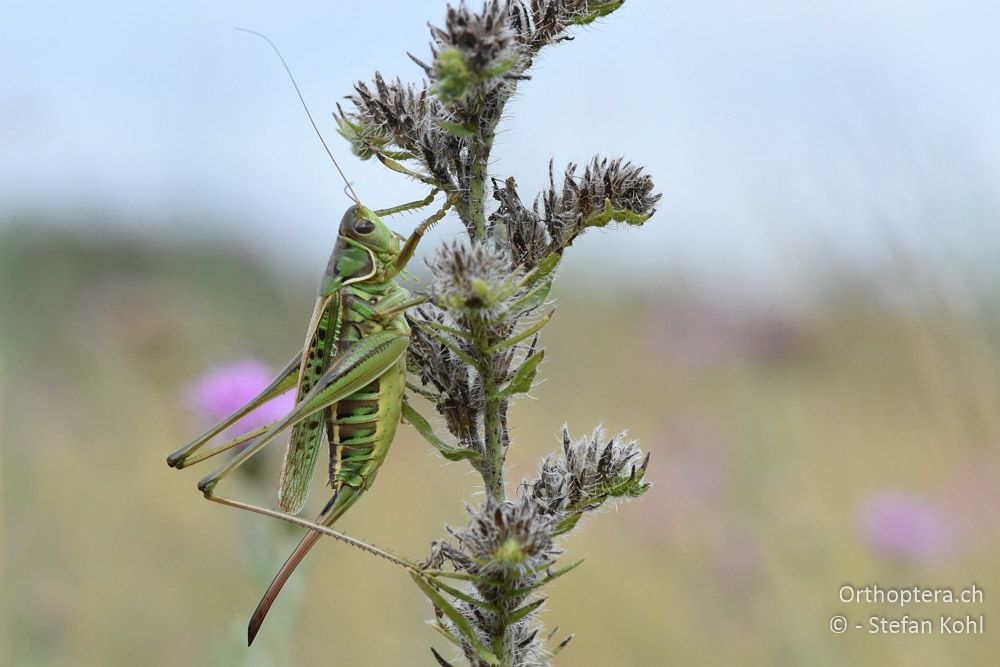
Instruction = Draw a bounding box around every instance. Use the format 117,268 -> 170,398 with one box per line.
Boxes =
236,28 -> 361,205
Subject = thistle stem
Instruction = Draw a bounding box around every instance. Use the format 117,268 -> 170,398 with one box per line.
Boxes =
481,359 -> 506,502
469,132 -> 491,240
466,317 -> 506,502
465,98 -> 505,500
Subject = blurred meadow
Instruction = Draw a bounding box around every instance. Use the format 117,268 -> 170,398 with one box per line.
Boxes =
3,1 -> 1000,665
2,217 -> 998,665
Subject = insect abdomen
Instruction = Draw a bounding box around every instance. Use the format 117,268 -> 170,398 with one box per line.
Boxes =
328,352 -> 406,489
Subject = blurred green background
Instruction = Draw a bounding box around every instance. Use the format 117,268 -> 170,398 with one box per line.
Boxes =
4,0 -> 1000,664
1,217 -> 997,665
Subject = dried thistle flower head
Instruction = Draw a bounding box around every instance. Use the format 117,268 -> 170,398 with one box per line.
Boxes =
450,496 -> 560,582
430,1 -> 520,106
509,0 -> 627,53
427,240 -> 522,319
344,75 -> 455,162
526,425 -> 651,533
488,157 -> 661,274
541,157 -> 661,248
489,176 -> 551,268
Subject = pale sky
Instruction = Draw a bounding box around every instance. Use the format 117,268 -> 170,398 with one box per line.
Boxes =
3,1 -> 999,294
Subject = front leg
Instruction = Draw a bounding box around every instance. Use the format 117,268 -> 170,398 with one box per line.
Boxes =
372,293 -> 430,321
374,188 -> 439,217
389,196 -> 455,277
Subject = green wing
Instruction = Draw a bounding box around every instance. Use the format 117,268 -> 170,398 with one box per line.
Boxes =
278,293 -> 341,513
198,329 -> 408,499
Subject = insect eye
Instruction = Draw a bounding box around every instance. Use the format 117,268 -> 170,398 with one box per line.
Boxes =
354,218 -> 376,234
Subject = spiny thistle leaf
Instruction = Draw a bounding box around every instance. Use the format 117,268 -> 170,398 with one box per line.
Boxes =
438,118 -> 478,138
411,573 -> 500,665
571,0 -> 625,25
507,597 -> 546,624
491,349 -> 544,399
402,401 -> 481,463
429,577 -> 502,614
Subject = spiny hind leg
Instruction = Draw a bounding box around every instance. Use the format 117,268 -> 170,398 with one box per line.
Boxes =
201,491 -> 419,571
182,411 -> 418,569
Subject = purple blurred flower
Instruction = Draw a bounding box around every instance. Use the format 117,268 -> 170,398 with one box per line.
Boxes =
187,359 -> 294,435
859,491 -> 955,563
712,523 -> 761,583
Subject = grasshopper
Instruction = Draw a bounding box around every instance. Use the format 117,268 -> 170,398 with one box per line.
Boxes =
166,31 -> 450,645
167,197 -> 448,643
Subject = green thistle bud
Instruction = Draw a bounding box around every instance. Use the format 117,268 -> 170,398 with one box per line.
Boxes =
433,48 -> 477,106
